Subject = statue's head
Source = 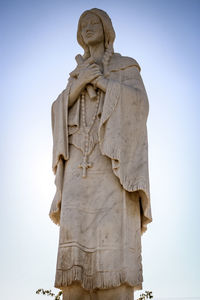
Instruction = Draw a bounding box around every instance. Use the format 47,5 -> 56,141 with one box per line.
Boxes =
77,8 -> 115,59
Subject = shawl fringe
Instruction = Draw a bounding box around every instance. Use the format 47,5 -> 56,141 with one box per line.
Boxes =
55,266 -> 142,291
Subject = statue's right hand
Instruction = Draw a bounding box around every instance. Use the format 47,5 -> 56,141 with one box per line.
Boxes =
78,63 -> 102,86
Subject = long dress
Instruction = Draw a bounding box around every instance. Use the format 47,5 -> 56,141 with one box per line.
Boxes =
55,89 -> 142,291
49,53 -> 152,292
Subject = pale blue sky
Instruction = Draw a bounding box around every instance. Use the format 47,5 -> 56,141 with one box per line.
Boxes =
1,0 -> 200,299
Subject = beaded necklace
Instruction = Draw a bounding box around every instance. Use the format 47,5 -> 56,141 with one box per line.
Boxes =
78,89 -> 100,178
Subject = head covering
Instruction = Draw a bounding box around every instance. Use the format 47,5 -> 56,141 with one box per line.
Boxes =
77,8 -> 115,58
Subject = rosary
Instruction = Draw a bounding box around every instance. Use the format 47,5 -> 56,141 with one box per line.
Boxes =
78,89 -> 100,178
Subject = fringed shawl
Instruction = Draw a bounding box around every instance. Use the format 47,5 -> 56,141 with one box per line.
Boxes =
49,53 -> 152,233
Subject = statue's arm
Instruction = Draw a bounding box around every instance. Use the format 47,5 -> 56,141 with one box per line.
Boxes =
68,77 -> 86,108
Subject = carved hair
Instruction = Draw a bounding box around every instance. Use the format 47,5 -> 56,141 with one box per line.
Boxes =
77,8 -> 116,76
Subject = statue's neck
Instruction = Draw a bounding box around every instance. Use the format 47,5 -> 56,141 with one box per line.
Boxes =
89,42 -> 105,65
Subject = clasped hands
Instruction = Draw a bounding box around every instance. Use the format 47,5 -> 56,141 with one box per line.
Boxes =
68,58 -> 108,106
71,58 -> 104,90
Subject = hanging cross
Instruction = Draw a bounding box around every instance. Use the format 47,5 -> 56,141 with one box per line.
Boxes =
79,156 -> 93,178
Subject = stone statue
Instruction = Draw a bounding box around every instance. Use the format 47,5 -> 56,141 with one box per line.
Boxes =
49,8 -> 152,300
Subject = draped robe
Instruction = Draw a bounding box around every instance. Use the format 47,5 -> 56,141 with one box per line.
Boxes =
49,53 -> 152,291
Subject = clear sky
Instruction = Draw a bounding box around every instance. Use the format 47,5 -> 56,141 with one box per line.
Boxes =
1,0 -> 200,299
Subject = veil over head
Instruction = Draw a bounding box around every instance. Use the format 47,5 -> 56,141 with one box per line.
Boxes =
77,8 -> 116,58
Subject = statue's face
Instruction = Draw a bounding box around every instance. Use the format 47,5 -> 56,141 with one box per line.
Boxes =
80,13 -> 104,46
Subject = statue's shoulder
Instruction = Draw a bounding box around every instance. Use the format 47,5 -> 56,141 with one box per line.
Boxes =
51,94 -> 62,110
52,89 -> 68,112
109,53 -> 141,71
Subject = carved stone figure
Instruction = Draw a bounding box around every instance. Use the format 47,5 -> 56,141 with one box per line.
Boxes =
49,8 -> 152,300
